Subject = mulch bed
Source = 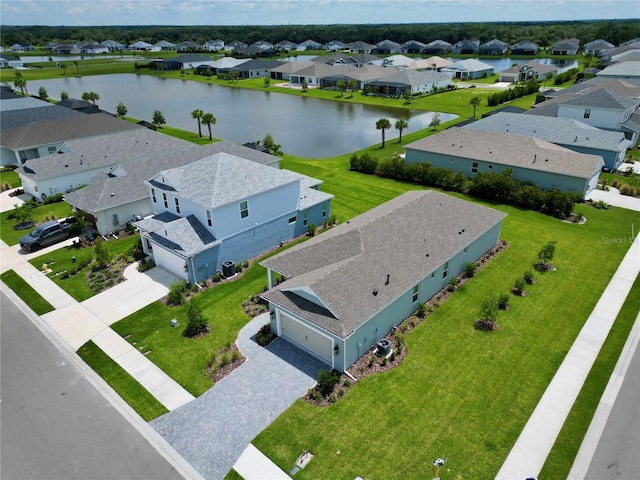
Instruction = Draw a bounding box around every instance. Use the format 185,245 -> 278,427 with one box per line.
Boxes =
207,342 -> 246,383
303,240 -> 508,407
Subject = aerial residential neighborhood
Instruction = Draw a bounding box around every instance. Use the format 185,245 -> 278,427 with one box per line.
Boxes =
1,10 -> 640,480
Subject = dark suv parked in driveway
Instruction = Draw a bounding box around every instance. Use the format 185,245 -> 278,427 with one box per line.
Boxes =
19,220 -> 72,252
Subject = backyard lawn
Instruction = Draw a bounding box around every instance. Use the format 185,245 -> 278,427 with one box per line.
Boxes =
0,201 -> 72,246
1,168 -> 21,189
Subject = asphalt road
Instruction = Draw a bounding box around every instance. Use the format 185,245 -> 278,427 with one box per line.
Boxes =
0,289 -> 183,480
585,343 -> 640,480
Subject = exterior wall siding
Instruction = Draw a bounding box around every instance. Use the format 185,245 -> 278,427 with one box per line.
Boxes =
21,168 -> 107,199
294,201 -> 330,237
405,149 -> 591,195
557,105 -> 625,130
94,198 -> 152,235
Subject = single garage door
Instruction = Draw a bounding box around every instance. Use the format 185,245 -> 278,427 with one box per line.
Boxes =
152,244 -> 188,280
280,312 -> 332,365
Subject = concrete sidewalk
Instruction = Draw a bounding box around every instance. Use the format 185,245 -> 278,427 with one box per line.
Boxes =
233,444 -> 290,480
587,187 -> 640,212
496,233 -> 640,479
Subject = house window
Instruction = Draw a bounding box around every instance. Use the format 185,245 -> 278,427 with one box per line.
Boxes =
206,210 -> 212,227
450,158 -> 455,163
47,146 -> 57,154
322,203 -> 327,218
240,200 -> 249,219
488,165 -> 493,170
412,284 -> 419,303
163,193 -> 168,208
288,215 -> 297,224
584,108 -> 591,119
431,271 -> 435,278
174,198 -> 180,214
471,162 -> 479,174
464,246 -> 468,254
303,212 -> 308,226
151,188 -> 157,203
443,261 -> 449,279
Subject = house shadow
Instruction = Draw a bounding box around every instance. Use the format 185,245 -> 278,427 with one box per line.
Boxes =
259,335 -> 326,379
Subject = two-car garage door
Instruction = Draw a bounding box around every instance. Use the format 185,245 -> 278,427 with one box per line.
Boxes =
279,312 -> 332,366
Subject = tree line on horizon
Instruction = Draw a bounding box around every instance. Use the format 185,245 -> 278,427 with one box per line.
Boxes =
2,19 -> 639,50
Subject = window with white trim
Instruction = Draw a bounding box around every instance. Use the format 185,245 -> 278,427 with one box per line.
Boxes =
47,146 -> 57,154
288,215 -> 297,224
206,210 -> 212,227
471,162 -> 479,174
443,261 -> 449,279
412,284 -> 419,303
151,188 -> 157,203
322,203 -> 327,218
303,212 -> 308,226
240,200 -> 249,219
174,197 -> 180,214
163,193 -> 168,208
583,108 -> 591,119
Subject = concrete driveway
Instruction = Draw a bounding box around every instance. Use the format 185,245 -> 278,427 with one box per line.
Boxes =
151,313 -> 325,480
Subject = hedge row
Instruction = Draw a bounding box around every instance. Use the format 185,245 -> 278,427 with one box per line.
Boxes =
487,80 -> 540,106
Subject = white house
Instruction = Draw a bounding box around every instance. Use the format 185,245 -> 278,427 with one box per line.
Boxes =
134,153 -> 333,283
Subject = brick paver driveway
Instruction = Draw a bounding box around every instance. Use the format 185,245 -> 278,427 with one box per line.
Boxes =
151,313 -> 325,480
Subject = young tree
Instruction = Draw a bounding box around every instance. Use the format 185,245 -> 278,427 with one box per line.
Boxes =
205,68 -> 213,79
263,77 -> 271,88
395,119 -> 408,143
14,201 -> 35,225
537,241 -> 557,264
152,110 -> 166,128
73,60 -> 80,75
191,109 -> 203,137
376,118 -> 391,148
183,300 -> 209,338
480,296 -> 498,322
116,102 -> 128,118
337,79 -> 346,97
38,86 -> 48,100
347,79 -> 357,98
429,112 -> 441,130
201,112 -> 216,140
469,96 -> 481,118
94,238 -> 109,269
60,91 -> 69,101
13,72 -> 27,95
60,62 -> 68,76
402,91 -> 412,104
260,133 -> 283,156
301,79 -> 308,92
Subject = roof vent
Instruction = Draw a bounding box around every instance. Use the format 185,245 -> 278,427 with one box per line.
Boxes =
385,274 -> 390,285
110,192 -> 115,196
425,253 -> 429,257
373,289 -> 378,296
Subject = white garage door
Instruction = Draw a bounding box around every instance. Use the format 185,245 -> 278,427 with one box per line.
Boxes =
152,244 -> 188,280
280,312 -> 332,365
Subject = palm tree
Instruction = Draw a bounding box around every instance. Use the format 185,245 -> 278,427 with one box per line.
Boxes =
191,109 -> 203,137
13,72 -> 27,95
82,91 -> 99,104
81,92 -> 91,102
337,80 -> 346,97
469,96 -> 481,118
60,62 -> 68,76
73,60 -> 80,75
201,112 -> 216,140
395,119 -> 408,143
347,79 -> 357,98
376,118 -> 391,148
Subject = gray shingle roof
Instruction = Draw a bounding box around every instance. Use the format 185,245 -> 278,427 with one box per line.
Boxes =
597,60 -> 640,77
621,112 -> 640,133
151,152 -> 303,209
499,61 -> 557,76
366,69 -> 451,87
561,88 -> 640,110
261,190 -> 506,338
19,128 -> 193,181
298,187 -> 333,210
136,212 -> 218,258
405,128 -> 604,178
1,104 -> 85,130
0,97 -> 54,112
1,113 -> 142,150
65,141 -> 281,213
463,112 -> 631,152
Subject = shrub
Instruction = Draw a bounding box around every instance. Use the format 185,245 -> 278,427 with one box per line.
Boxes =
524,269 -> 535,284
480,297 -> 498,322
167,279 -> 187,306
242,260 -> 249,269
513,278 -> 526,296
368,355 -> 375,367
43,193 -> 64,204
256,323 -> 276,347
343,379 -> 351,388
464,262 -> 477,278
537,241 -> 557,264
474,318 -> 499,331
183,300 -> 209,337
416,302 -> 427,318
592,200 -> 609,209
448,277 -> 459,291
235,263 -> 242,273
213,272 -> 222,282
94,238 -> 109,268
497,292 -> 510,310
349,153 -> 379,174
317,369 -> 341,397
307,223 -> 317,237
619,184 -> 638,197
137,258 -> 155,272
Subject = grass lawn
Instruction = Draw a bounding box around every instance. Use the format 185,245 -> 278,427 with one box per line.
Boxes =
1,169 -> 21,189
0,201 -> 72,246
77,341 -> 168,421
540,271 -> 640,478
600,170 -> 640,196
28,233 -> 141,302
0,269 -> 55,315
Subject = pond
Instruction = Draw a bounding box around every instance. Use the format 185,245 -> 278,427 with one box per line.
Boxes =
445,57 -> 579,74
29,74 -> 456,158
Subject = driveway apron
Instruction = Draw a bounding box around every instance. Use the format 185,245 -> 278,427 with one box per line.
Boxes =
151,314 -> 325,480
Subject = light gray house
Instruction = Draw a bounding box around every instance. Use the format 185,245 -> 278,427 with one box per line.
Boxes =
346,41 -> 376,54
462,112 -> 633,171
551,39 -> 580,55
65,141 -> 281,236
297,39 -> 322,51
404,128 -> 604,196
260,190 -> 506,372
498,61 -> 558,83
584,39 -> 614,57
102,40 -> 126,51
596,61 -> 640,80
511,40 -> 539,55
441,59 -> 494,79
452,39 -> 479,54
479,39 -> 508,55
365,69 -> 452,95
135,153 -> 333,283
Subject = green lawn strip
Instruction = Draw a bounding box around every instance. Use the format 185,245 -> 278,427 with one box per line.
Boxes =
28,233 -> 141,302
110,236 -> 310,397
600,171 -> 640,195
251,200 -> 639,479
539,272 -> 640,478
77,341 -> 168,421
1,169 -> 21,188
223,468 -> 244,480
0,269 -> 55,315
0,201 -> 72,246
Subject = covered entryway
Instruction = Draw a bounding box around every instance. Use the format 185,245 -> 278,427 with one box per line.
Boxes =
279,311 -> 333,366
151,244 -> 188,280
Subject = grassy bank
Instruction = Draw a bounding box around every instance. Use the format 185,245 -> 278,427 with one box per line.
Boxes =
0,270 -> 55,315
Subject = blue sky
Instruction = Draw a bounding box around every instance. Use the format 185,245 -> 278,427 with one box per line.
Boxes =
1,0 -> 638,26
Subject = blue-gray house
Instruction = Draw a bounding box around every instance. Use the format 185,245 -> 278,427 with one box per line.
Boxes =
260,190 -> 506,372
404,128 -> 604,196
135,153 -> 332,283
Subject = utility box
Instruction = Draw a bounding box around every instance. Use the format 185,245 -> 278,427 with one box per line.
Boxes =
222,261 -> 235,278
